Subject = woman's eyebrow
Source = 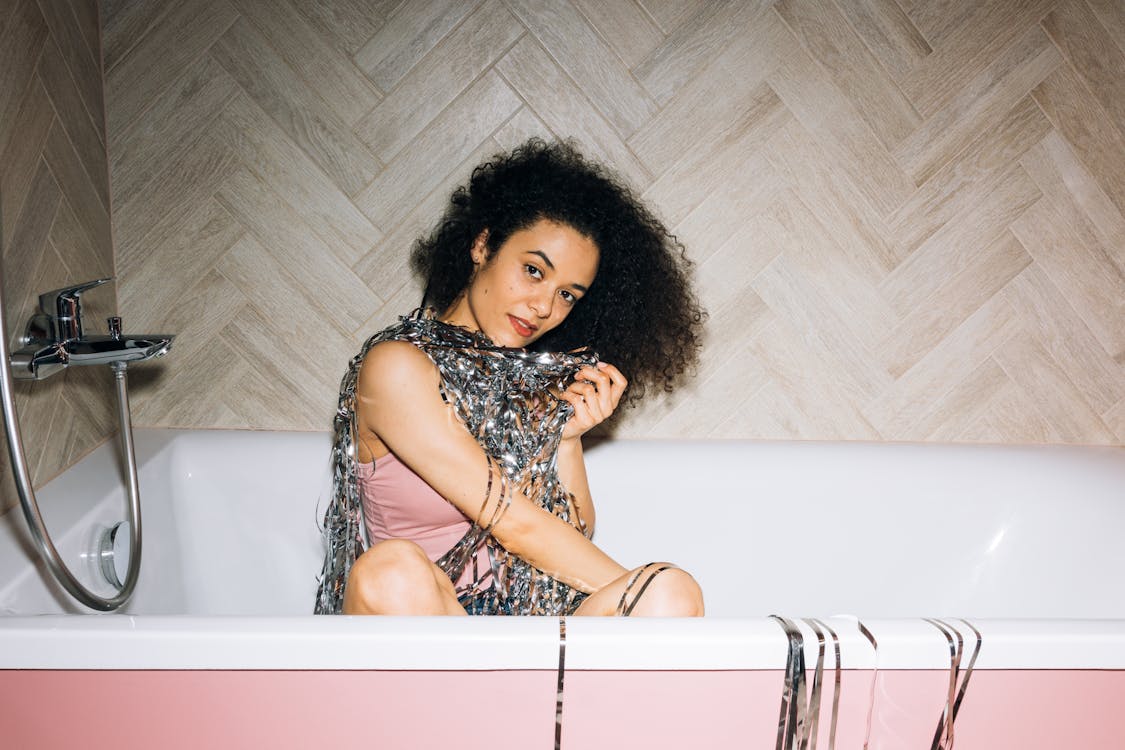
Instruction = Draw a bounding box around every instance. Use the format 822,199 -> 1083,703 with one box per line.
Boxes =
529,249 -> 555,270
529,249 -> 588,293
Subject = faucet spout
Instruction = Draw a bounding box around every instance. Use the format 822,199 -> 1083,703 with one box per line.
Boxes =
63,335 -> 175,367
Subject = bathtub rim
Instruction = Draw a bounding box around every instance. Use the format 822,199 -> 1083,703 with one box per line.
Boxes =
1,615 -> 1124,671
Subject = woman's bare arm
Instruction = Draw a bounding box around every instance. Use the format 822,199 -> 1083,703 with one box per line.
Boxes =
356,341 -> 626,594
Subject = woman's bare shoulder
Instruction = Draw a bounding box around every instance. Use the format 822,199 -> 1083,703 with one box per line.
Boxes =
356,339 -> 439,397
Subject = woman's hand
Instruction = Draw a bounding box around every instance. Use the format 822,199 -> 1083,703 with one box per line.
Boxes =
558,362 -> 628,441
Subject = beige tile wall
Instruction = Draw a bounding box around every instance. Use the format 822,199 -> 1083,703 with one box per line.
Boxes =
105,0 -> 1124,446
0,0 -> 116,516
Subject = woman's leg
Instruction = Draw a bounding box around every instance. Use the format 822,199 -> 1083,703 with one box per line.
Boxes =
572,562 -> 704,617
343,538 -> 467,615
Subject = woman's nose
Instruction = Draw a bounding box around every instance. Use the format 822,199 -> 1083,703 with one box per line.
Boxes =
529,290 -> 553,318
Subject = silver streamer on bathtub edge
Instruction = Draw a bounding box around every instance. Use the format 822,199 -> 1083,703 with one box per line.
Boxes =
856,619 -> 880,750
772,615 -> 834,750
811,618 -> 842,750
925,618 -> 982,750
313,308 -> 597,616
555,616 -> 567,750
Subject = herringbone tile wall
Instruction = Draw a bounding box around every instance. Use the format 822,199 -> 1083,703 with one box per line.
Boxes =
1,0 -> 116,515
105,0 -> 1124,446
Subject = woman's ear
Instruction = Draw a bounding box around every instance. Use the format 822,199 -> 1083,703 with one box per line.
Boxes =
470,230 -> 489,266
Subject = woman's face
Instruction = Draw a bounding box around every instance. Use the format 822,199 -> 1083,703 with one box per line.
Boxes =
443,219 -> 599,348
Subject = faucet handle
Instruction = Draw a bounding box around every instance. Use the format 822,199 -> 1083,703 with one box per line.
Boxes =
37,277 -> 112,340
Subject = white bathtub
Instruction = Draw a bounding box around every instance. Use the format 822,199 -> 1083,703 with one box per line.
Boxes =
1,429 -> 1123,748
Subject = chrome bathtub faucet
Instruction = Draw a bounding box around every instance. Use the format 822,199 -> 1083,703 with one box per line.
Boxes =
9,278 -> 174,380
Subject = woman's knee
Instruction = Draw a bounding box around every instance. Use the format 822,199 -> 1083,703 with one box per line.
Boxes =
630,564 -> 704,617
344,539 -> 439,614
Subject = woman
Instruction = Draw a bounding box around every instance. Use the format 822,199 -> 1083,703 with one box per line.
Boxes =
315,139 -> 706,617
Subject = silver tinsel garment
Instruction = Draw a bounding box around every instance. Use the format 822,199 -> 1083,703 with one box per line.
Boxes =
314,309 -> 597,615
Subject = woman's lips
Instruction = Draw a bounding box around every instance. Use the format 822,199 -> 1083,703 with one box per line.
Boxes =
508,315 -> 536,338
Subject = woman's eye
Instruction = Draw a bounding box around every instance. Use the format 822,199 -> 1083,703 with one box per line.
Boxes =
525,264 -> 542,279
560,290 -> 576,304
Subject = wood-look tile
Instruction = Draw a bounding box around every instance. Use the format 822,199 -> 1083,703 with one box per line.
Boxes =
227,0 -> 383,128
1021,132 -> 1125,276
715,379 -> 815,440
862,294 -> 1021,438
672,150 -> 781,263
993,333 -> 1119,444
35,0 -> 104,144
37,35 -> 108,208
1010,200 -> 1125,360
749,317 -> 883,439
354,0 -> 477,92
494,37 -> 651,190
48,189 -> 112,290
289,0 -> 399,57
219,305 -> 339,419
766,119 -> 899,280
109,55 -> 239,208
903,0 -> 1057,115
1105,396 -> 1125,442
910,356 -> 1013,442
126,271 -> 243,426
651,343 -> 772,438
775,0 -> 921,150
627,10 -> 790,174
1085,0 -> 1125,55
105,0 -> 238,140
0,76 -> 52,250
767,193 -> 898,351
141,268 -> 244,361
571,0 -> 663,69
101,0 -> 173,73
134,336 -> 245,427
0,0 -> 48,155
643,82 -> 788,227
1002,263 -> 1125,414
893,26 -> 1060,185
210,93 -> 381,266
768,45 -> 914,218
492,107 -> 555,152
1032,63 -> 1125,220
988,388 -> 1062,444
224,363 -> 324,431
113,132 -> 239,272
694,221 -> 776,330
43,116 -> 110,258
880,230 -> 1031,379
1044,0 -> 1125,141
833,0 -> 931,79
119,198 -> 243,330
215,233 -> 360,370
636,0 -> 706,34
355,70 -> 520,230
355,0 -> 523,162
505,0 -> 656,137
212,17 -> 381,198
69,0 -> 99,64
634,0 -> 775,105
215,167 -> 380,334
753,251 -> 893,404
888,96 -> 1051,259
353,137 -> 501,303
3,160 -> 61,339
878,161 -> 1041,316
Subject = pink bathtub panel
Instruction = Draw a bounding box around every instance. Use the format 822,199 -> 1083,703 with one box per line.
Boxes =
0,670 -> 556,749
562,670 -> 778,748
951,670 -> 1125,747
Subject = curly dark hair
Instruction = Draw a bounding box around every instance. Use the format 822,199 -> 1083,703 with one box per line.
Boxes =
411,138 -> 706,407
